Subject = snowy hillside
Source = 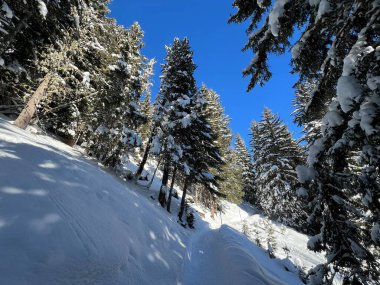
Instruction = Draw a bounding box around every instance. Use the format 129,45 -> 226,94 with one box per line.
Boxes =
0,117 -> 324,284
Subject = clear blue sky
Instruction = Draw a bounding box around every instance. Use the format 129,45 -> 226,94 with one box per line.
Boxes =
107,0 -> 301,145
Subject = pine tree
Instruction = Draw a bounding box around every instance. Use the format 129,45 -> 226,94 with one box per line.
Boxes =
250,108 -> 306,229
235,134 -> 256,204
230,1 -> 380,283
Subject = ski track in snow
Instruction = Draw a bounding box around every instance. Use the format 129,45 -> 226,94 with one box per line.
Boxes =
181,225 -> 302,285
0,116 -> 326,284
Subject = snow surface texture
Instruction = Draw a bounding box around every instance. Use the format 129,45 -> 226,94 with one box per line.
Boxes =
0,118 -> 189,285
0,117 -> 325,284
181,225 -> 301,285
200,202 -> 326,275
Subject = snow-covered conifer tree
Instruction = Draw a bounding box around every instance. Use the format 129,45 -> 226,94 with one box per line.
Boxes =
151,38 -> 198,206
235,134 -> 256,204
230,1 -> 380,282
178,88 -> 224,220
200,86 -> 244,203
250,108 -> 306,229
0,0 -> 87,110
88,22 -> 153,167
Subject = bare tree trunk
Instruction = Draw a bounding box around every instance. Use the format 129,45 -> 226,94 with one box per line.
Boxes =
158,161 -> 170,207
210,195 -> 216,219
14,75 -> 51,129
178,178 -> 190,222
146,157 -> 161,189
166,167 -> 177,213
134,128 -> 155,180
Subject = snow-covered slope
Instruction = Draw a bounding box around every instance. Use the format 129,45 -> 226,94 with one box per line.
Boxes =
0,117 -> 325,284
0,118 -> 189,285
182,225 -> 302,285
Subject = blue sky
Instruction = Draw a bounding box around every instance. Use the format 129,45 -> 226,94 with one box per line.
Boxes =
108,0 -> 301,145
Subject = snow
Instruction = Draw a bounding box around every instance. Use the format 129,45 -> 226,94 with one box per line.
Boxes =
296,187 -> 308,198
95,125 -> 109,134
150,134 -> 163,155
337,76 -> 362,113
296,165 -> 315,183
183,162 -> 190,175
0,117 -> 328,284
359,97 -> 378,135
180,114 -> 192,128
367,76 -> 380,91
82,71 -> 91,87
371,222 -> 380,243
182,225 -> 300,285
256,0 -> 265,8
291,31 -> 310,59
0,118 -> 189,285
37,0 -> 48,19
2,2 -> 13,18
268,0 -> 290,37
316,0 -> 332,20
307,138 -> 325,166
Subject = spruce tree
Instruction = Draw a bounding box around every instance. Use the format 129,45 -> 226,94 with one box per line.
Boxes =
0,0 -> 88,109
152,38 -> 197,206
178,87 -> 224,220
88,22 -> 153,167
218,148 -> 245,204
235,134 -> 256,204
230,1 -> 380,283
250,108 -> 306,229
200,86 -> 243,203
292,80 -> 322,150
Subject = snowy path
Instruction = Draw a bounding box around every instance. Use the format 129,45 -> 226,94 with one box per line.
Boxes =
181,225 -> 302,285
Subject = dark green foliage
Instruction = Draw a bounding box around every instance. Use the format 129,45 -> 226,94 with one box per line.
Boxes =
230,1 -> 380,283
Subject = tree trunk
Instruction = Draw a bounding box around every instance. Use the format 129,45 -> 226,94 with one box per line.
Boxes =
158,161 -> 170,207
146,157 -> 161,189
178,178 -> 190,222
134,128 -> 155,180
166,167 -> 177,213
210,195 -> 216,219
14,75 -> 51,129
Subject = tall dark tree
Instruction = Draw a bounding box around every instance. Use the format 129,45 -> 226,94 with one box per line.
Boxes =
230,1 -> 380,283
151,38 -> 197,207
178,88 -> 224,221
